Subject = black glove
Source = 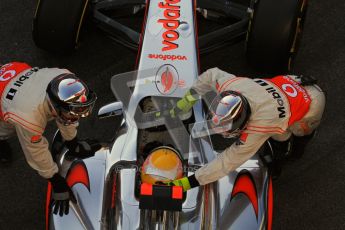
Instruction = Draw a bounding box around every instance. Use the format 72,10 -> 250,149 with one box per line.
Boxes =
49,174 -> 76,216
65,137 -> 102,159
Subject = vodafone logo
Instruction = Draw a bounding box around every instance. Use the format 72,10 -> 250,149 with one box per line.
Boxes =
0,70 -> 16,82
158,0 -> 181,51
282,84 -> 298,97
0,64 -> 16,82
212,115 -> 220,125
148,53 -> 187,61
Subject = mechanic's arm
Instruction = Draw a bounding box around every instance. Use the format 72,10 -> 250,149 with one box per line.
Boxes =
15,125 -> 76,216
170,132 -> 269,191
56,120 -> 78,141
173,68 -> 237,114
191,67 -> 237,95
195,132 -> 268,185
15,125 -> 58,178
56,121 -> 101,158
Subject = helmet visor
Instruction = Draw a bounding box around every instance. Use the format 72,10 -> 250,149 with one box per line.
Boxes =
57,91 -> 97,125
144,165 -> 179,181
66,91 -> 97,117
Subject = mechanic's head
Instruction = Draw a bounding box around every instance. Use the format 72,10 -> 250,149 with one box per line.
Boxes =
46,73 -> 97,125
141,146 -> 183,184
208,91 -> 250,138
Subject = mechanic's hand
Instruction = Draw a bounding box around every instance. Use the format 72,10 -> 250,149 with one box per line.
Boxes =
166,177 -> 192,192
49,174 -> 76,217
168,106 -> 181,118
176,89 -> 198,113
164,175 -> 200,192
155,89 -> 198,118
65,137 -> 102,159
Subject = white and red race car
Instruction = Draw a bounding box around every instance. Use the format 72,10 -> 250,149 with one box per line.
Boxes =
34,0 -> 308,229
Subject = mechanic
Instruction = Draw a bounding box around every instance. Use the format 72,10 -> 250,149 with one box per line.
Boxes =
168,67 -> 325,191
0,62 -> 100,216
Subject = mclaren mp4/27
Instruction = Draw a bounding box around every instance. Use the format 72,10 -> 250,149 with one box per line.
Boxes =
36,0 -> 309,229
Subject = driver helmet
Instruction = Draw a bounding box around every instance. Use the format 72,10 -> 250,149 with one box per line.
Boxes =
208,90 -> 251,138
141,146 -> 183,185
46,73 -> 97,125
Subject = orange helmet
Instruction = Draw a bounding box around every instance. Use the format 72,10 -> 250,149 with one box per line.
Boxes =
141,147 -> 183,185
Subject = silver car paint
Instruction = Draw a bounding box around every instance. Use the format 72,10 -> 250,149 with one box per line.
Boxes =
49,0 -> 270,229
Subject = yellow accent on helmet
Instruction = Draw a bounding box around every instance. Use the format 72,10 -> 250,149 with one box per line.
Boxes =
141,147 -> 183,185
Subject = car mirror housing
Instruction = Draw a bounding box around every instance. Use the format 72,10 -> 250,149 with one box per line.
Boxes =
98,102 -> 123,119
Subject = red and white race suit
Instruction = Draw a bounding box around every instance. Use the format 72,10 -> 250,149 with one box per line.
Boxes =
0,62 -> 77,178
192,68 -> 326,185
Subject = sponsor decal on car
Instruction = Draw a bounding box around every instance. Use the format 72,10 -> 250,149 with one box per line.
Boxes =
158,0 -> 181,51
148,54 -> 187,61
66,160 -> 90,192
231,170 -> 258,219
155,64 -> 179,95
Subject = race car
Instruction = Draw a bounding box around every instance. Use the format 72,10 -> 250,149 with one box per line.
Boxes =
44,0 -> 279,229
32,0 -> 308,72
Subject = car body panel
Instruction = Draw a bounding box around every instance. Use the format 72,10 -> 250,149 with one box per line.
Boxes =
48,0 -> 271,229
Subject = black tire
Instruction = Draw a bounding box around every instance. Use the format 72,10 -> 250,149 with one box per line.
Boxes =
33,0 -> 90,53
245,0 -> 308,73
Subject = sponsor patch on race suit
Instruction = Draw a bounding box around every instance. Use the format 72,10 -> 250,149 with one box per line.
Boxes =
31,135 -> 42,143
266,76 -> 311,126
0,62 -> 32,119
236,132 -> 249,146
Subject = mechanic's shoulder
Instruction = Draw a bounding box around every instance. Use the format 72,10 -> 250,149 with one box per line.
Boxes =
207,67 -> 226,73
37,67 -> 72,75
49,67 -> 71,72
